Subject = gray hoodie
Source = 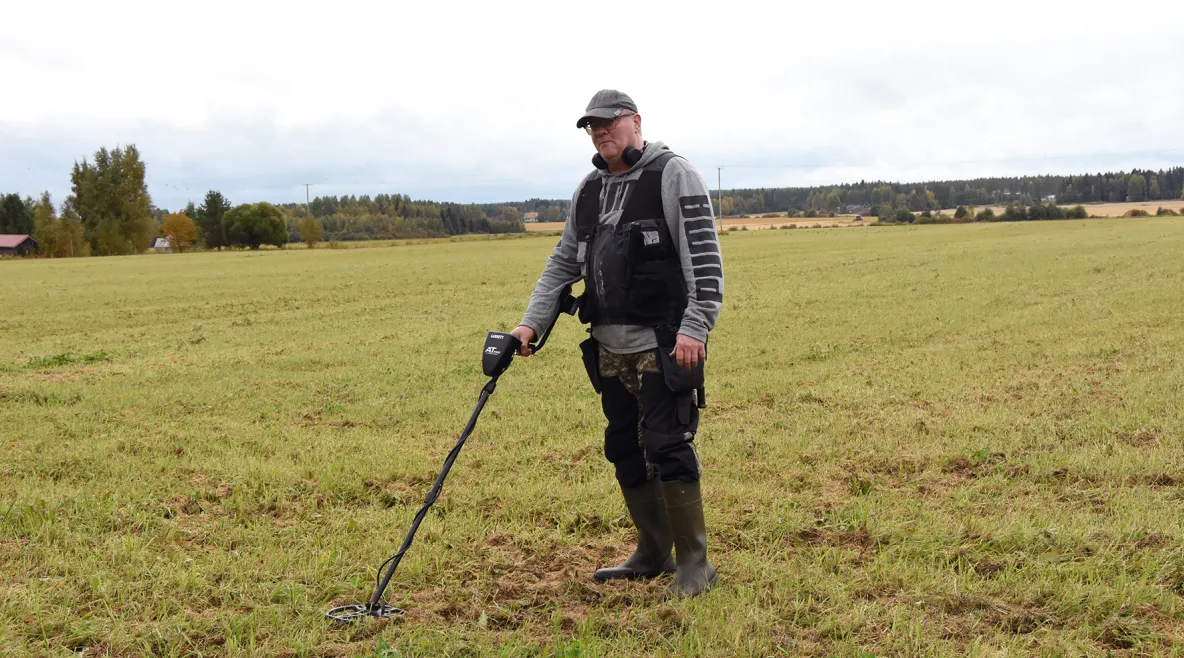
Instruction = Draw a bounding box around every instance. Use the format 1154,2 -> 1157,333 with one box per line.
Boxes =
520,141 -> 724,353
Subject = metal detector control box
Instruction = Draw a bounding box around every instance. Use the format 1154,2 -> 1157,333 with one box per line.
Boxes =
482,332 -> 520,378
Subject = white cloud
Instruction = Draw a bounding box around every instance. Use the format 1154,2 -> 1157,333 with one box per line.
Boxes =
2,0 -> 1181,209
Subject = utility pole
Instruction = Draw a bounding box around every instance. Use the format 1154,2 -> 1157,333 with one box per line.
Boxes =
716,166 -> 723,233
303,183 -> 313,218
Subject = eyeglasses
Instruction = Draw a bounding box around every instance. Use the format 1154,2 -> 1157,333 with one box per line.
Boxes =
584,112 -> 634,135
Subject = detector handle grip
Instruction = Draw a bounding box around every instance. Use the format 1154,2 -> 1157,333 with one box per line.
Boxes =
528,283 -> 579,354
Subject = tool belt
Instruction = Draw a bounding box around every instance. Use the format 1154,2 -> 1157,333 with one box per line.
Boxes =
579,325 -> 707,414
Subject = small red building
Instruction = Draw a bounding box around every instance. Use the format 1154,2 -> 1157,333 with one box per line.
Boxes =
0,234 -> 37,257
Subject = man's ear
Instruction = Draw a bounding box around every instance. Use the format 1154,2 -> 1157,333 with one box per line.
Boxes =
632,114 -> 642,134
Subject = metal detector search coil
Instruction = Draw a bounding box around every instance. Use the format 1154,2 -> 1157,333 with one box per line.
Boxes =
325,604 -> 403,623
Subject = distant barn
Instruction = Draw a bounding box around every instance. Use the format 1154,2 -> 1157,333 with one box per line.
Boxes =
152,238 -> 172,253
0,234 -> 37,257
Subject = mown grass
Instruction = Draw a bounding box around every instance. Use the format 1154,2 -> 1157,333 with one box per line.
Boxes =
1,218 -> 1183,657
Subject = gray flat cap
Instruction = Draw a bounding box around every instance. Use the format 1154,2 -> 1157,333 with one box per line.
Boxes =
576,89 -> 638,128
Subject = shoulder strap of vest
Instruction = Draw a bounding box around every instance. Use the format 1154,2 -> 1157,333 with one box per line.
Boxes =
620,151 -> 678,226
573,177 -> 602,265
644,150 -> 677,172
575,177 -> 602,244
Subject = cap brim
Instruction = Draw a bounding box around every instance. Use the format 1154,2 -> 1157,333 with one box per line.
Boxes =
576,108 -> 619,129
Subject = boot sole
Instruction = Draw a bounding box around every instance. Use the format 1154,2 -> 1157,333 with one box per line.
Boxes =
592,568 -> 676,582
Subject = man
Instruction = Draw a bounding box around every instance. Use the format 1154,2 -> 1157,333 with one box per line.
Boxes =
510,90 -> 724,598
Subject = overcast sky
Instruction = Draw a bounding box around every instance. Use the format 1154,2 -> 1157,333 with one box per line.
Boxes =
2,0 -> 1181,210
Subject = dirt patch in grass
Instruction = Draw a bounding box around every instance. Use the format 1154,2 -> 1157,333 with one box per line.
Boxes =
1111,426 -> 1163,448
787,524 -> 883,564
360,534 -> 673,644
1042,468 -> 1179,488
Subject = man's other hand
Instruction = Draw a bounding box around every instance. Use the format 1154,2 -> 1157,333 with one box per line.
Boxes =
510,325 -> 536,356
670,334 -> 706,370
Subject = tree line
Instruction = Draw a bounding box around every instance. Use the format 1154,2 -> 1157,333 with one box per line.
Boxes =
288,193 -> 524,242
714,167 -> 1184,217
6,146 -> 1182,258
1,146 -> 293,256
2,144 -> 529,257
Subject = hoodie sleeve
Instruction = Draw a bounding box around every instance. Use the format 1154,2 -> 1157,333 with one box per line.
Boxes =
661,157 -> 724,343
518,179 -> 589,337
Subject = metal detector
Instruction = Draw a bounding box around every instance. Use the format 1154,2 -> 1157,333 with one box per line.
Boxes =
326,285 -> 578,623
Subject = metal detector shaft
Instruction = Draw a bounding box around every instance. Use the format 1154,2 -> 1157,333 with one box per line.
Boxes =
364,376 -> 498,611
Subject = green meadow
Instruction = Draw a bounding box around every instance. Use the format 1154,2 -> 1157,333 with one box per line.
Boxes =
2,219 -> 1183,657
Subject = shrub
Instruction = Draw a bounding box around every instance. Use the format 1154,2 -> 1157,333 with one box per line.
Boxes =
761,212 -> 781,218
1065,205 -> 1089,219
893,208 -> 916,223
788,224 -> 797,229
975,208 -> 996,222
811,223 -> 822,229
1001,205 -> 1027,222
915,213 -> 935,224
299,216 -> 323,248
1124,209 -> 1151,217
1156,207 -> 1179,216
953,206 -> 969,220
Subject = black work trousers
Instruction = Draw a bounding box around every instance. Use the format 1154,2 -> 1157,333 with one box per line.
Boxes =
599,348 -> 701,489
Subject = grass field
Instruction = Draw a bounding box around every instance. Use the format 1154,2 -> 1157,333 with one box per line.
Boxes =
3,218 -> 1184,657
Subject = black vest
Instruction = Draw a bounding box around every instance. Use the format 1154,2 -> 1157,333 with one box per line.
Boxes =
575,151 -> 686,328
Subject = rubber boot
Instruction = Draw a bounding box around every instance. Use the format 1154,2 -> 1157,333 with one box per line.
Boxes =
661,479 -> 717,598
593,479 -> 676,581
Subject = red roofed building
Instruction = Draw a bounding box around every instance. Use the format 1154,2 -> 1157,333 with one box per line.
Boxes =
522,211 -> 539,223
0,234 -> 37,257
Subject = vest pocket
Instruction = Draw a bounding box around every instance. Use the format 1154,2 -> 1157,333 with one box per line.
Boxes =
624,219 -> 683,323
627,269 -> 684,323
628,219 -> 672,269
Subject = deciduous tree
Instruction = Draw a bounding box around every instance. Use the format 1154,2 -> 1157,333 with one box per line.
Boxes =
224,202 -> 288,249
63,145 -> 154,255
1127,174 -> 1147,202
160,212 -> 199,253
32,192 -> 88,257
